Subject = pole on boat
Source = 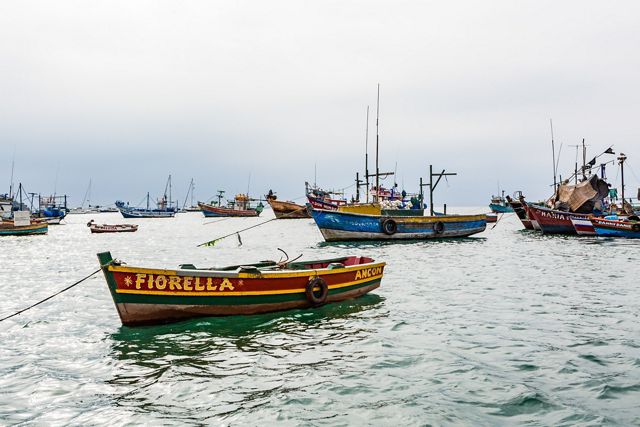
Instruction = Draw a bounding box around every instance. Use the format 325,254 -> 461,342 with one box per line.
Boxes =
146,192 -> 150,210
365,105 -> 370,203
618,153 -> 627,205
550,119 -> 557,193
427,165 -> 457,216
375,84 -> 380,202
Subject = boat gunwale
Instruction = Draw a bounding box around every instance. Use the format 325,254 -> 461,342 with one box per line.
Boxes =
108,260 -> 386,279
312,208 -> 486,222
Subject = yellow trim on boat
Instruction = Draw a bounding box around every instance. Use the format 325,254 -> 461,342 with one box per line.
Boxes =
114,273 -> 383,296
109,262 -> 386,279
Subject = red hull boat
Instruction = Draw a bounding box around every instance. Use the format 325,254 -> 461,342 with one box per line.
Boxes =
526,204 -> 590,234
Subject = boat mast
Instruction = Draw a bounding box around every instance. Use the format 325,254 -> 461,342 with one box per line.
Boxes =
169,174 -> 172,208
146,192 -> 150,210
9,148 -> 15,198
550,119 -> 557,193
182,178 -> 194,210
375,84 -> 380,202
365,105 -> 370,203
618,153 -> 627,205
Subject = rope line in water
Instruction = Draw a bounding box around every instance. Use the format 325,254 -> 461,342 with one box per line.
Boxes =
0,268 -> 102,323
198,206 -> 309,247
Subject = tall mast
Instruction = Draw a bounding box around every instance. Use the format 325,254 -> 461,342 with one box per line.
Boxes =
146,192 -> 150,210
581,139 -> 587,180
550,119 -> 557,193
169,174 -> 172,208
375,83 -> 380,202
9,148 -> 15,198
365,105 -> 370,203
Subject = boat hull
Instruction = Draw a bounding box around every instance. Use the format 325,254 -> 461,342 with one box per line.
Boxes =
526,204 -> 590,234
310,209 -> 486,241
507,198 -> 534,230
119,208 -> 175,218
198,202 -> 261,217
0,222 -> 48,236
90,224 -> 138,233
98,252 -> 385,326
489,203 -> 513,213
267,199 -> 310,219
591,218 -> 640,238
570,216 -> 596,235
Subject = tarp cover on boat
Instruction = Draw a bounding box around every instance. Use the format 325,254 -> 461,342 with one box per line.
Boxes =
550,174 -> 609,213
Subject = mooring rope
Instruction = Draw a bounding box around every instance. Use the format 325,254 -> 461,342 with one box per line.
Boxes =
198,206 -> 309,247
0,268 -> 102,323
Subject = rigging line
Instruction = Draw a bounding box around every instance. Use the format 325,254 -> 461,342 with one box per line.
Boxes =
198,206 -> 309,247
0,268 -> 102,323
625,162 -> 640,184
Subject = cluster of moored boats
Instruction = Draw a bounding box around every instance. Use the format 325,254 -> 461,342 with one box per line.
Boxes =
498,150 -> 640,239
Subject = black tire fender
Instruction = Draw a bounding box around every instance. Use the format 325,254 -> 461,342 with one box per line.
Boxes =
433,221 -> 445,234
381,218 -> 398,235
306,277 -> 328,306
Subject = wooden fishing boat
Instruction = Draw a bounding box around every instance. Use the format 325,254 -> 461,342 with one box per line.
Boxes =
310,208 -> 486,241
506,194 -> 534,230
0,219 -> 48,236
265,191 -> 310,219
525,204 -> 591,235
87,220 -> 138,233
97,251 -> 385,326
591,216 -> 640,238
305,182 -> 347,211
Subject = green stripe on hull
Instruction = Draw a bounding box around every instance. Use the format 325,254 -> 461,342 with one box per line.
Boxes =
111,279 -> 381,306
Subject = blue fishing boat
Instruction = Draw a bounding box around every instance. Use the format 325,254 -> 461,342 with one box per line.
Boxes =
591,216 -> 640,238
489,191 -> 514,213
116,176 -> 177,219
310,208 -> 486,241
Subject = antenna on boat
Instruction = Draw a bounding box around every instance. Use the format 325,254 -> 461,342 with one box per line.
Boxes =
365,105 -> 370,203
314,163 -> 317,187
247,173 -> 251,197
550,119 -> 557,193
375,83 -> 380,202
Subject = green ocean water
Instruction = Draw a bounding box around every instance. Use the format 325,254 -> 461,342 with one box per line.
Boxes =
1,210 -> 639,425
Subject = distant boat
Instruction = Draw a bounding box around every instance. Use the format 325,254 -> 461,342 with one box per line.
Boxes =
116,176 -> 177,219
179,178 -> 201,212
486,212 -> 498,223
35,194 -> 68,221
310,209 -> 486,241
489,191 -> 514,213
198,191 -> 264,217
265,190 -> 310,219
68,179 -> 101,214
97,251 -> 385,326
87,219 -> 138,233
305,182 -> 347,211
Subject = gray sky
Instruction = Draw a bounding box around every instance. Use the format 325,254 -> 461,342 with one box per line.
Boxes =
2,0 -> 639,207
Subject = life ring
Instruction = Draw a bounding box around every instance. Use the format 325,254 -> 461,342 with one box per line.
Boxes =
305,277 -> 328,306
381,218 -> 397,235
432,221 -> 445,234
632,223 -> 640,232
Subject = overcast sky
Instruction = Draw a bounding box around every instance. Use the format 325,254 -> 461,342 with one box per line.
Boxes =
1,0 -> 639,207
